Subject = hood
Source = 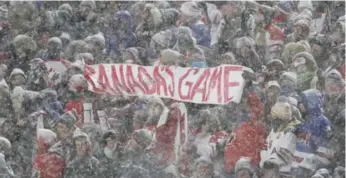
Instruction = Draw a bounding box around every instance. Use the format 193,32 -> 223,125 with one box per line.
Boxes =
37,129 -> 57,152
293,52 -> 317,72
235,157 -> 255,175
265,80 -> 281,91
161,8 -> 179,27
115,10 -> 133,34
164,164 -> 179,177
160,49 -> 183,65
0,136 -> 11,154
9,68 -> 26,79
190,23 -> 211,47
299,89 -> 324,116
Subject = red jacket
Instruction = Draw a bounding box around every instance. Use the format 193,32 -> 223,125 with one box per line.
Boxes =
33,153 -> 65,178
224,92 -> 267,172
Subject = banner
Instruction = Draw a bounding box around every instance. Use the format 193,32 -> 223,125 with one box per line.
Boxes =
84,64 -> 246,104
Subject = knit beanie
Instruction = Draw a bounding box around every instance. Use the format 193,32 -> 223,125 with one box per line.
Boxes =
58,112 -> 76,129
160,49 -> 183,66
80,0 -> 96,10
270,96 -> 292,120
235,157 -> 255,174
13,35 -> 37,54
47,37 -> 62,49
180,1 -> 202,23
312,168 -> 330,178
9,68 -> 26,80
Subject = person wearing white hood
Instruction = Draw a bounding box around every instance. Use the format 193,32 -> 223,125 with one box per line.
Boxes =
0,136 -> 15,178
234,157 -> 258,178
84,33 -> 106,63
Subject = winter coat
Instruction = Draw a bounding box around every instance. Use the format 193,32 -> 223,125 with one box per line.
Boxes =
189,21 -> 211,48
106,11 -> 137,59
294,89 -> 333,169
224,92 -> 267,172
0,153 -> 14,178
64,156 -> 102,178
94,147 -> 120,178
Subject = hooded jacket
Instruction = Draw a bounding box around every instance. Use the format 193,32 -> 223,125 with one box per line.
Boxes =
0,137 -> 14,178
106,11 -> 137,59
294,89 -> 333,170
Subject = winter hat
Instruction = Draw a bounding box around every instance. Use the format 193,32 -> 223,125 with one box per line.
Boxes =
235,157 -> 255,174
13,35 -> 37,54
270,96 -> 292,120
0,136 -> 11,154
236,37 -> 255,49
298,0 -> 313,12
40,88 -> 58,101
161,8 -> 179,26
133,129 -> 153,148
180,1 -> 202,22
65,40 -> 87,59
124,47 -> 141,64
266,59 -> 285,70
277,0 -> 294,15
60,32 -> 71,42
282,42 -> 310,64
101,129 -> 118,145
194,156 -> 213,169
88,33 -> 105,49
160,49 -> 183,66
69,74 -> 88,93
74,53 -> 94,64
80,0 -> 96,10
145,4 -> 163,27
220,52 -> 237,65
151,30 -> 172,49
164,164 -> 179,177
9,68 -> 26,80
58,3 -> 73,17
292,52 -> 317,72
294,19 -> 311,37
265,81 -> 281,91
155,1 -> 171,9
58,112 -> 77,129
37,129 -> 57,148
175,26 -> 196,49
334,166 -> 345,177
280,72 -> 297,84
47,37 -> 62,49
312,168 -> 330,178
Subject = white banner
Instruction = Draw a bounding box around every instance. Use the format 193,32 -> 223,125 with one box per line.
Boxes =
84,64 -> 246,104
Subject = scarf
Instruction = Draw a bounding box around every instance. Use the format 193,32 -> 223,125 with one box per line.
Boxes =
297,72 -> 316,91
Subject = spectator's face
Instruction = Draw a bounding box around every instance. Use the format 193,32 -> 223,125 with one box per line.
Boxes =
78,5 -> 91,18
56,122 -> 71,139
266,87 -> 280,102
148,104 -> 163,119
10,74 -> 25,86
75,137 -> 87,156
236,169 -> 251,178
240,46 -> 251,58
106,136 -> 116,148
293,26 -> 304,41
311,44 -> 323,57
293,57 -> 307,74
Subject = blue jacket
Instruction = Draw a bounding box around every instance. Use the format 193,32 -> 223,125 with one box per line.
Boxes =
190,23 -> 211,48
295,89 -> 333,169
106,11 -> 137,57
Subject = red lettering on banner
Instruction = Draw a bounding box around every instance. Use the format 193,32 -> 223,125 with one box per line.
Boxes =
126,65 -> 145,94
111,65 -> 125,94
98,64 -> 113,92
138,66 -> 155,95
153,66 -> 168,96
223,66 -> 241,103
206,67 -> 222,103
119,65 -> 133,93
84,64 -> 102,92
178,68 -> 199,100
190,68 -> 210,101
165,66 -> 175,97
